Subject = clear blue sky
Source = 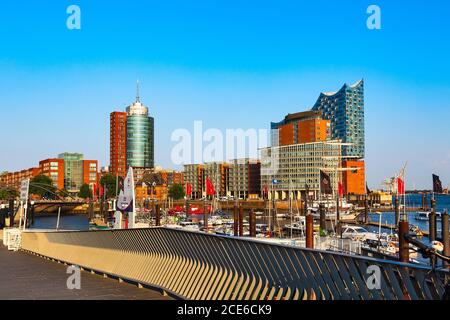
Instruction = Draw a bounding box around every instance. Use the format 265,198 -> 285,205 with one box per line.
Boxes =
0,0 -> 449,189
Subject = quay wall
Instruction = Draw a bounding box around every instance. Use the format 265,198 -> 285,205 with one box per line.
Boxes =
21,228 -> 448,300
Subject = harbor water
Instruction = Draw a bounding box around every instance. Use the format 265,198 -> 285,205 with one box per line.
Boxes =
367,193 -> 450,240
30,215 -> 89,231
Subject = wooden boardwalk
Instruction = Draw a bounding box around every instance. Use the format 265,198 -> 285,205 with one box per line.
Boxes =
0,247 -> 172,300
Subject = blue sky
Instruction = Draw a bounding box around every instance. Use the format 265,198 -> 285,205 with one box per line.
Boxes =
0,0 -> 449,189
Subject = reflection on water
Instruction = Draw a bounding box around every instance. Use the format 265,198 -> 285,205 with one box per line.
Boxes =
30,214 -> 89,231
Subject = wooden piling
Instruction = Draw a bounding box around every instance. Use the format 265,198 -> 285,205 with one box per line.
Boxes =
306,215 -> 314,249
203,202 -> 208,232
442,211 -> 449,269
233,204 -> 239,236
394,197 -> 400,226
398,221 -> 410,263
249,209 -> 256,237
8,198 -> 15,227
364,195 -> 369,224
430,198 -> 437,266
155,204 -> 161,227
239,205 -> 244,237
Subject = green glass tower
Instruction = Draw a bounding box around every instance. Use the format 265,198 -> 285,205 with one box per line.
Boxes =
126,82 -> 154,168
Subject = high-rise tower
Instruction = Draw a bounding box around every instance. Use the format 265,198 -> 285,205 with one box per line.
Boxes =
312,79 -> 365,159
125,81 -> 154,168
110,111 -> 127,177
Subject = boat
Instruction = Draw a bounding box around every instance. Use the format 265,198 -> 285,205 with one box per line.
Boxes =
283,216 -> 306,236
415,211 -> 442,221
409,224 -> 424,237
165,221 -> 201,232
255,223 -> 269,234
341,225 -> 378,241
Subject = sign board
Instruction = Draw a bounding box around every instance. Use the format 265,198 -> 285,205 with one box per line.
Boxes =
20,179 -> 30,203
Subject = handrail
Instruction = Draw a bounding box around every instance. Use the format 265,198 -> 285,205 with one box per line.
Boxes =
21,228 -> 449,300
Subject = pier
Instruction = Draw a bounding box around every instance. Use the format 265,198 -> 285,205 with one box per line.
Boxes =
5,227 -> 448,300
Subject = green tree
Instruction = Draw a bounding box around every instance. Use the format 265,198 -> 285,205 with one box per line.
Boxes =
78,184 -> 92,199
0,187 -> 18,200
29,175 -> 57,199
168,184 -> 185,200
99,174 -> 122,198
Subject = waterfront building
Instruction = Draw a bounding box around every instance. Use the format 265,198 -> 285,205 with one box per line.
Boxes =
83,160 -> 99,190
271,111 -> 331,146
342,160 -> 365,195
368,190 -> 393,206
183,163 -> 230,198
268,80 -> 366,196
39,159 -> 65,190
1,167 -> 41,190
183,164 -> 205,199
312,79 -> 365,159
110,83 -> 155,176
204,162 -> 230,197
58,153 -> 84,193
110,111 -> 127,178
1,156 -> 97,194
134,167 -> 184,204
260,141 -> 342,200
229,159 -> 261,199
58,153 -> 98,193
126,84 -> 154,169
0,172 -> 6,186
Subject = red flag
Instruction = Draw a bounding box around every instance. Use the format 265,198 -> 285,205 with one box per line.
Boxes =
186,183 -> 192,196
93,184 -> 97,200
338,182 -> 344,197
397,177 -> 405,195
206,178 -> 215,196
263,184 -> 268,195
99,185 -> 104,197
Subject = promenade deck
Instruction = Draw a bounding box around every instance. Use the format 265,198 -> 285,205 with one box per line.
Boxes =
0,247 -> 171,300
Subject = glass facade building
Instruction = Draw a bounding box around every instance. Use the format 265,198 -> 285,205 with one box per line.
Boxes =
126,115 -> 154,168
260,141 -> 341,200
125,89 -> 155,169
312,80 -> 365,159
58,152 -> 84,192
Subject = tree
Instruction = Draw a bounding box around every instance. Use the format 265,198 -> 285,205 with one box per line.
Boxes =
78,184 -> 92,199
168,184 -> 185,200
29,175 -> 57,199
0,187 -> 18,200
99,174 -> 122,199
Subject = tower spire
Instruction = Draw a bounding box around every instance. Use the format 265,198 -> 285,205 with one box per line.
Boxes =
136,80 -> 140,102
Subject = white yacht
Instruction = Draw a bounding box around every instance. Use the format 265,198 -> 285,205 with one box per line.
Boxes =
415,211 -> 442,221
341,225 -> 378,241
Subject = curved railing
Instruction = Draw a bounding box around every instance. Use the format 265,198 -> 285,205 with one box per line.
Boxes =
21,228 -> 448,300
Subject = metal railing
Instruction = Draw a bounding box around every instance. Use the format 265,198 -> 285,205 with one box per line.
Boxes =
20,228 -> 449,300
